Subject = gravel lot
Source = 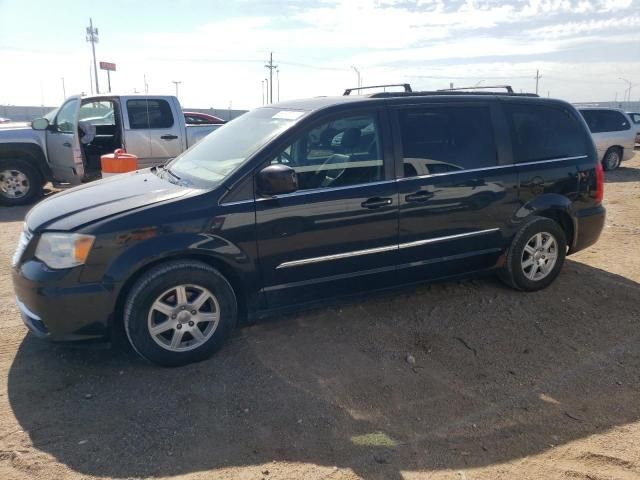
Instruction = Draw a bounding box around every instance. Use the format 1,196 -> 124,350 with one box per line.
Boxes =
1,153 -> 639,480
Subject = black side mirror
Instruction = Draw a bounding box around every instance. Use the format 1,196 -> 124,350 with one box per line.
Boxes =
257,164 -> 298,196
31,118 -> 50,130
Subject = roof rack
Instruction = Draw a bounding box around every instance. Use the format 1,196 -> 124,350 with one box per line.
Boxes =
437,85 -> 514,93
343,83 -> 412,96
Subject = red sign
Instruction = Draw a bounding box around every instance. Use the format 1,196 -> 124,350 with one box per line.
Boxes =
99,61 -> 116,71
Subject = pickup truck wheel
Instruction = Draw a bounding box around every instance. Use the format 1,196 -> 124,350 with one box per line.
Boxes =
499,217 -> 567,292
0,159 -> 43,206
124,260 -> 237,367
602,147 -> 622,171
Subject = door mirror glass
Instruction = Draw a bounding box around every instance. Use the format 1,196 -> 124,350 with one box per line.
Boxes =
257,164 -> 298,196
31,118 -> 49,130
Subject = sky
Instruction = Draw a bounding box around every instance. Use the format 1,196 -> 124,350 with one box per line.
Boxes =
0,0 -> 639,109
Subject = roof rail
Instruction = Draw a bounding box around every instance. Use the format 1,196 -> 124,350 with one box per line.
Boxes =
344,83 -> 412,96
437,85 -> 515,94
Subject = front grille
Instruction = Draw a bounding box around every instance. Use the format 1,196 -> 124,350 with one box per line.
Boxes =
12,227 -> 32,267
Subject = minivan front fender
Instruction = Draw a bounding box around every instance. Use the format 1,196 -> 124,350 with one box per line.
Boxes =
92,231 -> 263,321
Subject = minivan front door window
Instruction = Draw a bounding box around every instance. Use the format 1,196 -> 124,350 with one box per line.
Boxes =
271,114 -> 383,190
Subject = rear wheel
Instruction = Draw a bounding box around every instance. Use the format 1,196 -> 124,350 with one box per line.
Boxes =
602,147 -> 622,171
0,158 -> 43,206
499,217 -> 567,291
124,260 -> 237,367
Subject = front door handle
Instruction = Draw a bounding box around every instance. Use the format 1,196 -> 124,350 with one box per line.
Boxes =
62,142 -> 72,147
161,134 -> 178,140
362,197 -> 392,209
405,191 -> 433,203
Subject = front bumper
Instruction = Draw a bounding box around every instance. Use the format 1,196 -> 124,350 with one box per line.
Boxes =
571,204 -> 606,254
12,260 -> 113,342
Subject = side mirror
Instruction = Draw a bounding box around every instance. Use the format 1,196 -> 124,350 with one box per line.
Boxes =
257,164 -> 298,196
31,118 -> 50,130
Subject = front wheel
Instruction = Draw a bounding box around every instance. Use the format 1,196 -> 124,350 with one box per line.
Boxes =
0,159 -> 43,206
499,217 -> 567,291
124,260 -> 237,367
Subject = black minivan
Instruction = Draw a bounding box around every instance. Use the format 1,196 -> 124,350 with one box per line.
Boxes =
12,86 -> 605,366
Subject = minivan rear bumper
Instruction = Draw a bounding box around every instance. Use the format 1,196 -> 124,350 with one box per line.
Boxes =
570,205 -> 606,254
12,260 -> 112,342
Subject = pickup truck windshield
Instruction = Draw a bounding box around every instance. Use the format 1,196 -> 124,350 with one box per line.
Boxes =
168,107 -> 304,185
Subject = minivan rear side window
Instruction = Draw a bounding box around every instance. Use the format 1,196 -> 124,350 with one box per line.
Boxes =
127,99 -> 174,129
397,105 -> 497,177
507,104 -> 589,163
580,109 -> 630,133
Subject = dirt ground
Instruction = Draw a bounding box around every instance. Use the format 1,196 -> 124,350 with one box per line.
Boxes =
0,153 -> 639,480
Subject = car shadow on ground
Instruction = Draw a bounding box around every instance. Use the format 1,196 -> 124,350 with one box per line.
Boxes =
605,164 -> 640,184
7,259 -> 640,479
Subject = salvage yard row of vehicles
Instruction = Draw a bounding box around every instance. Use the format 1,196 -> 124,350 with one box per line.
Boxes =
12,84 -> 606,366
0,95 -> 223,205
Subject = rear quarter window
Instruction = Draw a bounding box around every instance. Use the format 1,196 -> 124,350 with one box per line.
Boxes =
580,109 -> 630,133
506,104 -> 589,163
127,99 -> 174,129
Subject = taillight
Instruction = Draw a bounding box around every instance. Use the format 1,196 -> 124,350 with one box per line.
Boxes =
594,161 -> 604,203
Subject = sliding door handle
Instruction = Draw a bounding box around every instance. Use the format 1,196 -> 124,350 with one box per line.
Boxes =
405,191 -> 433,203
362,197 -> 392,209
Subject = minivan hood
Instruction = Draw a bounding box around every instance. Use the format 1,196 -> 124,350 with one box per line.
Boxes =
26,170 -> 195,232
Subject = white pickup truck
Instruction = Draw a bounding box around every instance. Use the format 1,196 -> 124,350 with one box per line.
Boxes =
0,94 -> 221,205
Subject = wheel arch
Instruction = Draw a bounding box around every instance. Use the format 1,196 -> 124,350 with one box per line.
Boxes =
0,143 -> 50,183
111,252 -> 249,335
514,194 -> 576,251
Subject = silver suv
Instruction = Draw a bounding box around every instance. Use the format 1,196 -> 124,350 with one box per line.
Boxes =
579,108 -> 636,170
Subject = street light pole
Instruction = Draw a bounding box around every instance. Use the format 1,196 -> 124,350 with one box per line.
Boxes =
172,80 -> 182,99
277,68 -> 280,102
85,18 -> 100,94
61,77 -> 66,100
351,66 -> 361,93
619,78 -> 632,102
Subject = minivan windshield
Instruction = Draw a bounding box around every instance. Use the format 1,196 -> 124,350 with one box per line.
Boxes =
167,107 -> 305,185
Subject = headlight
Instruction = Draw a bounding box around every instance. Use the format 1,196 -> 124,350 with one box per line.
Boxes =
35,233 -> 95,269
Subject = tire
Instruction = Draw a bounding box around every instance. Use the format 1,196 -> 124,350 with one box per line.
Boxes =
0,158 -> 43,206
602,147 -> 622,171
499,217 -> 567,292
124,260 -> 237,367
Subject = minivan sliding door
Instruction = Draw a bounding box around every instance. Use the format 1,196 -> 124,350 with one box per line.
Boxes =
392,102 -> 518,284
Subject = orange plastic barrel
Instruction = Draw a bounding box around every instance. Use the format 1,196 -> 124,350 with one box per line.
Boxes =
101,149 -> 138,177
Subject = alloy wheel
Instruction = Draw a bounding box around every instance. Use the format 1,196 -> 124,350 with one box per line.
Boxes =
521,232 -> 558,281
147,284 -> 220,352
0,169 -> 30,199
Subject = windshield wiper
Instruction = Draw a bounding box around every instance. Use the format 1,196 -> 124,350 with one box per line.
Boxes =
164,166 -> 181,181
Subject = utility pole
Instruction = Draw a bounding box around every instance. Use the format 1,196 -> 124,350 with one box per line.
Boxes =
277,68 -> 280,102
144,74 -> 149,94
172,80 -> 182,99
534,69 -> 541,95
61,77 -> 66,99
264,52 -> 277,104
86,18 -> 100,94
351,66 -> 361,93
